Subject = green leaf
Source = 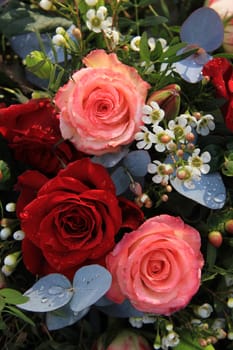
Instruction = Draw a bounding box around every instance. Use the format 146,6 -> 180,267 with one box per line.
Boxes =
0,297 -> 5,311
0,288 -> 29,305
4,305 -> 35,326
139,32 -> 150,64
206,242 -> 217,269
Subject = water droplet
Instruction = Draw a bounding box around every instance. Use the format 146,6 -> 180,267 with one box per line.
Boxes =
48,286 -> 64,295
213,193 -> 225,203
41,297 -> 48,303
39,286 -> 45,291
82,278 -> 86,282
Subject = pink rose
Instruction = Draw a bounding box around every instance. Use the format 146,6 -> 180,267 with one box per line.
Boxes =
54,49 -> 150,155
106,214 -> 204,316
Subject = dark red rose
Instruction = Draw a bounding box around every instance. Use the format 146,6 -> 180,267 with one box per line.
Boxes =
0,98 -> 79,174
203,57 -> 233,132
16,158 -> 144,279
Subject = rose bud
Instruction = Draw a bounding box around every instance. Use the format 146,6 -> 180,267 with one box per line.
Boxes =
205,0 -> 233,53
24,50 -> 53,80
208,231 -> 223,247
93,331 -> 152,350
147,84 -> 181,120
225,219 -> 233,234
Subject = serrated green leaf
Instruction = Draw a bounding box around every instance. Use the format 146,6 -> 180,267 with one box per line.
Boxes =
0,288 -> 29,305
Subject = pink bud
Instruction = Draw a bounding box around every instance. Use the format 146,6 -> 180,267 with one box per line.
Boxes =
225,219 -> 233,234
208,231 -> 223,248
147,84 -> 181,120
93,331 -> 152,350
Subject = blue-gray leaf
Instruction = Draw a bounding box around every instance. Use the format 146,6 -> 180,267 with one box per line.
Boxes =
111,166 -> 130,195
70,265 -> 112,313
92,146 -> 129,168
97,298 -> 144,318
46,304 -> 90,330
123,150 -> 151,176
170,172 -> 226,209
17,274 -> 73,312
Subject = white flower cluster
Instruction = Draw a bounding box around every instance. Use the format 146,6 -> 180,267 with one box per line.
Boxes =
135,102 -> 214,188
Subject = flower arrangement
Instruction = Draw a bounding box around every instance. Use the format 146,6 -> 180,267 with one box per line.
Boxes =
0,0 -> 233,349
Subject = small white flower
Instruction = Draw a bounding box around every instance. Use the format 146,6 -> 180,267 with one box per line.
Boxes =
130,36 -> 141,51
188,148 -> 211,174
153,125 -> 174,152
168,118 -> 192,142
86,6 -> 112,33
175,165 -> 201,189
85,0 -> 98,6
178,113 -> 197,128
135,126 -> 155,150
142,101 -> 165,126
148,160 -> 173,185
196,114 -> 215,136
103,28 -> 120,48
161,331 -> 180,349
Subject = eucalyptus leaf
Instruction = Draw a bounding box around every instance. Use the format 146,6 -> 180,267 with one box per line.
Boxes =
97,298 -> 144,318
111,166 -> 130,195
46,304 -> 90,331
170,172 -> 226,209
70,265 -> 112,313
123,150 -> 151,177
92,147 -> 129,168
17,274 -> 73,312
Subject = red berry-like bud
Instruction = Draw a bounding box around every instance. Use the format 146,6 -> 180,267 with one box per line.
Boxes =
208,231 -> 223,248
225,219 -> 233,234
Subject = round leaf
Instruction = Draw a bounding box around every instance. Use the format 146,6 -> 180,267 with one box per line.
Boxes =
170,172 -> 226,209
17,274 -> 73,312
70,265 -> 112,313
46,304 -> 90,331
180,7 -> 224,52
123,150 -> 151,176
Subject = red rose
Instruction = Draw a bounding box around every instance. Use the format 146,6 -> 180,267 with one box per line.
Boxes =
203,57 -> 233,132
0,98 -> 78,174
16,158 -> 144,278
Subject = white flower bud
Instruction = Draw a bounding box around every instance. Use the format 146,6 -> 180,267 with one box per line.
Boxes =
85,0 -> 98,5
5,202 -> 16,212
195,303 -> 213,318
227,297 -> 233,308
129,317 -> 143,328
4,254 -> 17,267
52,34 -> 67,47
0,227 -> 12,240
56,27 -> 66,35
39,0 -> 54,11
1,264 -> 14,276
13,230 -> 25,241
